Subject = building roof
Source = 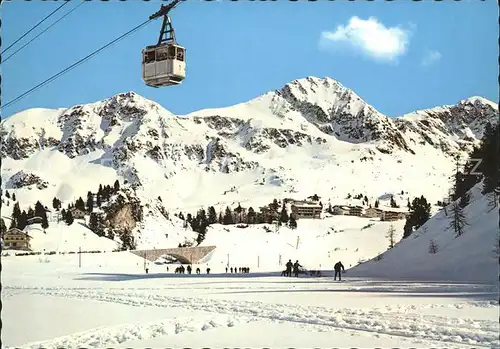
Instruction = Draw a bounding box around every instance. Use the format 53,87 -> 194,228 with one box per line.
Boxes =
5,228 -> 33,239
292,202 -> 322,208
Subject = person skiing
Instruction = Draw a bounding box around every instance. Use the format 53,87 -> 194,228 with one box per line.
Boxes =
285,259 -> 293,277
293,260 -> 302,277
334,261 -> 345,281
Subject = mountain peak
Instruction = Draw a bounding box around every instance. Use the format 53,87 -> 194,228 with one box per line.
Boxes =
460,96 -> 497,109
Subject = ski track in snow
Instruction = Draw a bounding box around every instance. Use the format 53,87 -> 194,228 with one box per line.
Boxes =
5,286 -> 499,349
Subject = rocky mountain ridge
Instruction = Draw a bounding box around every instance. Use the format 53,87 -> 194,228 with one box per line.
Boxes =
0,76 -> 497,245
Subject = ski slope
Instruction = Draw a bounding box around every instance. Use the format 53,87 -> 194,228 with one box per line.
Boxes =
350,183 -> 499,283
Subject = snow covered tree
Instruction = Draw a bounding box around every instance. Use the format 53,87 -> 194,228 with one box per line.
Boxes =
386,224 -> 396,249
12,193 -> 16,202
279,202 -> 289,224
288,215 -> 297,229
5,191 -> 10,199
96,194 -> 101,208
178,212 -> 185,220
428,239 -> 439,254
218,211 -> 223,224
327,203 -> 333,214
114,180 -> 120,192
157,196 -> 162,202
207,206 -> 217,225
449,202 -> 468,237
223,206 -> 234,225
374,200 -> 379,208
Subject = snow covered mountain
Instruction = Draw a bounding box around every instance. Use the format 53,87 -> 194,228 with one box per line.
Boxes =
1,76 -> 497,247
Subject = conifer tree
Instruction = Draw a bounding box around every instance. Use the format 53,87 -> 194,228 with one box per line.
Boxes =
65,211 -> 74,225
223,206 -> 234,225
114,180 -> 120,192
11,202 -> 22,227
246,207 -> 256,224
288,215 -> 297,229
407,196 -> 431,231
428,239 -> 439,254
27,207 -> 35,219
279,202 -> 289,224
0,218 -> 7,235
386,224 -> 396,249
5,191 -> 10,199
234,203 -> 243,223
12,193 -> 16,201
75,197 -> 85,211
86,192 -> 94,213
207,206 -> 217,225
449,202 -> 468,237
18,211 -> 28,230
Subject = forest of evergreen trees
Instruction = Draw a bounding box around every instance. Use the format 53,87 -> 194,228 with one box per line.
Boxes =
179,198 -> 299,245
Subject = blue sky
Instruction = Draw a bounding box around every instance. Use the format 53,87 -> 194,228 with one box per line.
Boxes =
2,0 -> 498,119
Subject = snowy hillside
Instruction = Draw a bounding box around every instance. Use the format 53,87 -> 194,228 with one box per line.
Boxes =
349,183 -> 499,283
1,76 -> 497,250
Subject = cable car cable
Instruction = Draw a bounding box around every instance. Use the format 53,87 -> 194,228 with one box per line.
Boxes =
2,18 -> 153,111
1,1 -> 70,55
2,1 -> 87,64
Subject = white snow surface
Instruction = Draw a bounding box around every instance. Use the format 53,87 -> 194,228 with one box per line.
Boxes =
2,251 -> 499,348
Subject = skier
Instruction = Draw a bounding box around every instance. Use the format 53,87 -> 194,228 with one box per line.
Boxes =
293,260 -> 302,277
334,261 -> 345,281
285,259 -> 293,277
187,265 -> 192,274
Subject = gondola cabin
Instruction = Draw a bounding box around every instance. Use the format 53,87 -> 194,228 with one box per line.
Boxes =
142,43 -> 186,87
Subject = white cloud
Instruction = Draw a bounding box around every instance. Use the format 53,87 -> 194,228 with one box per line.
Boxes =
319,16 -> 412,63
421,50 -> 442,67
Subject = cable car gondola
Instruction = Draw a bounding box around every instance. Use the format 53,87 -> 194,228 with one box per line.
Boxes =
142,1 -> 185,88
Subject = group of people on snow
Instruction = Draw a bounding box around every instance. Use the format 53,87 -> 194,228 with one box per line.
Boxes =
174,265 -> 206,274
281,259 -> 346,280
282,259 -> 303,277
226,266 -> 250,273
